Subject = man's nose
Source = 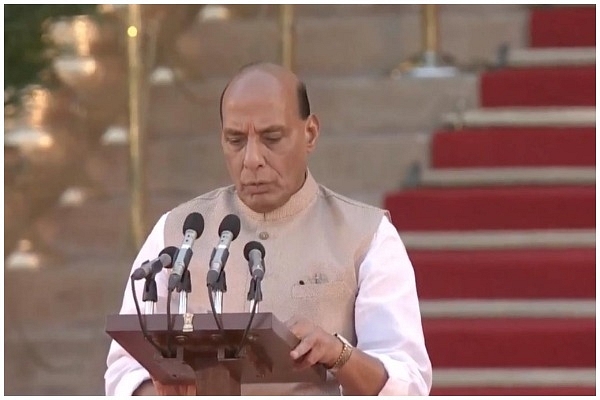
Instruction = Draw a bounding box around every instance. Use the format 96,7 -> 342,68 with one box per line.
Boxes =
243,136 -> 264,170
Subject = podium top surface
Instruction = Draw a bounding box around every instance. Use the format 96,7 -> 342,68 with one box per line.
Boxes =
106,312 -> 327,385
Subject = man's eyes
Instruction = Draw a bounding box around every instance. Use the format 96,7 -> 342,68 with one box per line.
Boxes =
264,135 -> 282,143
224,133 -> 283,146
226,136 -> 244,144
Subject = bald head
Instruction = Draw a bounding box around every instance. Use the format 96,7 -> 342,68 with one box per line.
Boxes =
219,63 -> 310,123
218,62 -> 320,213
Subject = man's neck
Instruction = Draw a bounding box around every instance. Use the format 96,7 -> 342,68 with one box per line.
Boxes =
237,170 -> 317,222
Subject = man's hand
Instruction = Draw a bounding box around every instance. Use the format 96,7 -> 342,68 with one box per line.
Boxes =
286,315 -> 344,370
133,379 -> 196,396
286,315 -> 389,395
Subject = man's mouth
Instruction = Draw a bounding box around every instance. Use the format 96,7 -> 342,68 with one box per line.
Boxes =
243,182 -> 270,195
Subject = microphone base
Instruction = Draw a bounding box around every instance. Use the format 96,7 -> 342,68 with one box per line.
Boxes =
144,301 -> 156,315
179,292 -> 188,315
211,290 -> 224,314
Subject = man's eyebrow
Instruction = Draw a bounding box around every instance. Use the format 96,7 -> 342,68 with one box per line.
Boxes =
222,128 -> 245,136
257,125 -> 285,134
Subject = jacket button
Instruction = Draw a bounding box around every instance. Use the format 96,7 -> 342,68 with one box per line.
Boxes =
259,231 -> 269,240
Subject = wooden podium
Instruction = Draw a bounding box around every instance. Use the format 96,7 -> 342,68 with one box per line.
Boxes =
106,312 -> 326,395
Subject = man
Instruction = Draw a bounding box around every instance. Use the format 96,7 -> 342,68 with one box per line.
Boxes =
105,63 -> 432,396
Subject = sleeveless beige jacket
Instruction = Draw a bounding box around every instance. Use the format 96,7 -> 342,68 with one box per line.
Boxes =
163,172 -> 387,395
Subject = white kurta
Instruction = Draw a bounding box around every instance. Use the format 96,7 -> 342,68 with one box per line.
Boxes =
105,212 -> 432,396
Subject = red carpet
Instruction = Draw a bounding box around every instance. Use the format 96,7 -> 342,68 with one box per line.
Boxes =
481,66 -> 595,107
424,318 -> 596,368
432,387 -> 596,396
410,248 -> 596,299
530,6 -> 596,48
431,127 -> 596,168
383,5 -> 596,394
385,186 -> 595,231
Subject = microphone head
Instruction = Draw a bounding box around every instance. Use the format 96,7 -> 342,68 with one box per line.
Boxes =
218,214 -> 241,240
159,246 -> 178,268
183,212 -> 204,236
244,241 -> 266,261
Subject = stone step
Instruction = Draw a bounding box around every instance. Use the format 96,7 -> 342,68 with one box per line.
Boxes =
410,248 -> 596,299
420,300 -> 595,319
433,368 -> 596,388
430,127 -> 596,168
173,5 -> 528,78
529,6 -> 596,48
419,167 -> 595,187
329,190 -> 387,209
47,200 -> 597,255
505,47 -> 596,68
424,318 -> 595,368
5,256 -> 134,325
208,4 -> 528,19
401,229 -> 596,250
47,186 -> 394,257
4,319 -> 110,395
4,318 -> 109,344
386,186 -> 595,231
148,75 -> 478,137
91,131 -> 429,199
480,66 -> 595,108
38,194 -> 187,257
5,344 -> 108,395
442,106 -> 596,128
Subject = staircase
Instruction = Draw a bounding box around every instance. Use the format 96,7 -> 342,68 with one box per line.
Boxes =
42,5 -> 532,256
384,6 -> 596,395
4,5 -> 594,395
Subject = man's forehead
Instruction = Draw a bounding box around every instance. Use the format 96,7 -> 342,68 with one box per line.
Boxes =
232,63 -> 298,86
224,67 -> 297,104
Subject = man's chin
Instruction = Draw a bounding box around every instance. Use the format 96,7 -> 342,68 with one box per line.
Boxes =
240,193 -> 281,214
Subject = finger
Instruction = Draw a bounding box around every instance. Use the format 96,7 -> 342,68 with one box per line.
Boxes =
286,317 -> 303,338
287,318 -> 313,339
300,349 -> 324,369
290,333 -> 316,360
292,353 -> 313,371
287,323 -> 302,338
305,346 -> 325,366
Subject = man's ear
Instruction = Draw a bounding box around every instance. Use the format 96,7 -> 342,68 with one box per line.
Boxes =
305,114 -> 320,153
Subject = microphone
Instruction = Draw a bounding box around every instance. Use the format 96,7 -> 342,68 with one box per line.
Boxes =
237,241 -> 266,356
131,246 -> 178,280
244,241 -> 266,281
168,212 -> 204,291
207,214 -> 241,287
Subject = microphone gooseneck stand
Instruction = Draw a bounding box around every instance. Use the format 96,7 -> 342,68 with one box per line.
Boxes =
206,214 -> 241,335
130,246 -> 179,357
247,278 -> 263,313
178,270 -> 194,333
207,269 -> 226,332
235,240 -> 267,357
131,274 -> 170,357
235,276 -> 262,358
166,212 -> 204,357
143,275 -> 158,315
178,270 -> 192,315
166,268 -> 194,357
